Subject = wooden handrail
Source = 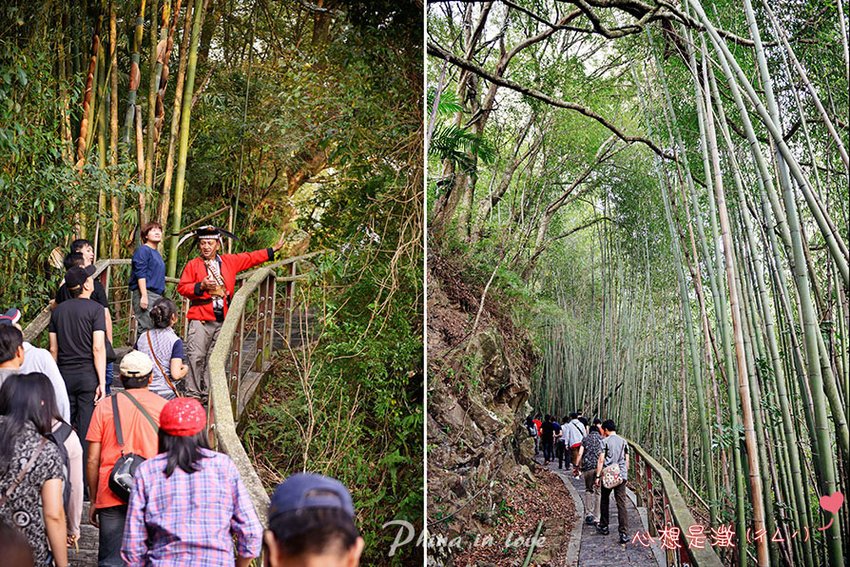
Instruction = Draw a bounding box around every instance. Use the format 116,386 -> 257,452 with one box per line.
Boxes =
628,439 -> 724,567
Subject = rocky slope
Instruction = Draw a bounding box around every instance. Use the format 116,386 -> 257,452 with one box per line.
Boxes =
427,252 -> 574,566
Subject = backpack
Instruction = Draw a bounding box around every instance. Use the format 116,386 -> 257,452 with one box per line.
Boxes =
48,422 -> 73,513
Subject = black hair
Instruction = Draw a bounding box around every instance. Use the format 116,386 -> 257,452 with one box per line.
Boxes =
150,298 -> 177,329
268,508 -> 359,558
69,239 -> 93,253
592,418 -> 602,425
22,372 -> 63,423
544,414 -> 551,422
0,326 -> 23,364
62,251 -> 85,270
568,412 -> 577,421
140,222 -> 163,243
0,518 -> 34,567
578,416 -> 589,426
562,415 -> 569,424
157,428 -> 210,478
122,371 -> 152,390
0,374 -> 56,475
602,419 -> 617,432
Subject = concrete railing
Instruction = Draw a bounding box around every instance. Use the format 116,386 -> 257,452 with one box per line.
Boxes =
629,440 -> 724,567
206,252 -> 319,524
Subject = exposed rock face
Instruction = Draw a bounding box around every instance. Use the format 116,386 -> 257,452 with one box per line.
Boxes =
427,253 -> 539,565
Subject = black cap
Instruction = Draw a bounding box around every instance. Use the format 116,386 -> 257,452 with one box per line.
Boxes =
65,266 -> 92,290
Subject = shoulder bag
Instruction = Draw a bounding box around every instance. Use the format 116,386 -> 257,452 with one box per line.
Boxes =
601,463 -> 623,489
146,331 -> 182,398
108,391 -> 159,502
0,438 -> 48,508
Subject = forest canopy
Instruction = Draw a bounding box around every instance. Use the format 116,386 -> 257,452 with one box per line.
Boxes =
2,0 -> 423,564
428,1 -> 848,566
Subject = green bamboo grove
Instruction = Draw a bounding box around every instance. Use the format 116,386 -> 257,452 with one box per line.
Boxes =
428,1 -> 848,566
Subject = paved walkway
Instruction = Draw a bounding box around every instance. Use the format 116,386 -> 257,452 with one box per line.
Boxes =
541,458 -> 663,567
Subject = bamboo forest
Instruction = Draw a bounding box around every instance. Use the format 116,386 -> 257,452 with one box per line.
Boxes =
427,1 -> 848,566
1,1 -> 422,565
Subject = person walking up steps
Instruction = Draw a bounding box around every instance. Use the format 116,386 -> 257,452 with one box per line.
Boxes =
135,298 -> 189,400
50,265 -> 107,471
576,418 -> 603,525
86,351 -> 167,566
594,419 -> 630,543
121,397 -> 262,566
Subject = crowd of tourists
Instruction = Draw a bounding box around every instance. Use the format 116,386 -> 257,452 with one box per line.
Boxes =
0,225 -> 366,566
526,411 -> 631,544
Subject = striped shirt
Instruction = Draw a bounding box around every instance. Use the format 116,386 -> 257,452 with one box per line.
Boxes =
121,448 -> 262,566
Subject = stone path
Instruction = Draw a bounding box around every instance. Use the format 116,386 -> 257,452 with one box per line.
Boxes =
540,458 -> 663,567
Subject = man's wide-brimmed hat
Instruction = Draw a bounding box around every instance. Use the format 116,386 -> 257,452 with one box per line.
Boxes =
176,225 -> 238,247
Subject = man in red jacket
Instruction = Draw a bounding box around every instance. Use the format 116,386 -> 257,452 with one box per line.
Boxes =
178,226 -> 287,400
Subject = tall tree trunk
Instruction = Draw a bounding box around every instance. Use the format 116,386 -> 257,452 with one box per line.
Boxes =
166,0 -> 205,277
123,0 -> 147,145
158,0 -> 194,228
109,0 -> 120,258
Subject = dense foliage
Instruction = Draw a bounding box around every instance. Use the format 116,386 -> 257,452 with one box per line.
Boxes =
2,0 -> 422,563
428,1 -> 848,566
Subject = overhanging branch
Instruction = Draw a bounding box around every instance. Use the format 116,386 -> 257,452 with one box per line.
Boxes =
428,41 -> 674,159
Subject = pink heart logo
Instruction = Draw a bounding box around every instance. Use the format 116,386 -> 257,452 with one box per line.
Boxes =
820,492 -> 844,514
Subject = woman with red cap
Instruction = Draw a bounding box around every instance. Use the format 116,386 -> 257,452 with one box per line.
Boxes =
120,398 -> 262,566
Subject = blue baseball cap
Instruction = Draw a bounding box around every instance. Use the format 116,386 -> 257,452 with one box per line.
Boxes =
268,473 -> 355,522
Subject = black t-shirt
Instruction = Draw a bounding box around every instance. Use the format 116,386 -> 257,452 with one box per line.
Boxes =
56,279 -> 109,309
48,298 -> 106,373
541,421 -> 555,442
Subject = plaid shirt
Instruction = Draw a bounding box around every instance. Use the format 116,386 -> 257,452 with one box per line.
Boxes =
121,449 -> 262,566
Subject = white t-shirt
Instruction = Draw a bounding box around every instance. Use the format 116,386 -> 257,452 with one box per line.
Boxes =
566,419 -> 587,446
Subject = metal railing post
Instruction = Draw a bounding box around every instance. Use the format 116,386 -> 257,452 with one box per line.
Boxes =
268,275 -> 277,355
230,314 -> 244,416
254,276 -> 268,372
285,262 -> 296,343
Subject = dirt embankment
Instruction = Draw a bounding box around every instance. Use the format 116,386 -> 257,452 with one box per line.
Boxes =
427,251 -> 576,566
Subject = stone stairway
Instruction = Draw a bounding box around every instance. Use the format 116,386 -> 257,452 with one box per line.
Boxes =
63,308 -> 316,566
68,501 -> 98,566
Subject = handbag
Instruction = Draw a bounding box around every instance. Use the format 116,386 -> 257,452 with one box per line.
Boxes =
105,338 -> 117,364
601,463 -> 623,489
145,331 -> 182,398
108,391 -> 158,502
